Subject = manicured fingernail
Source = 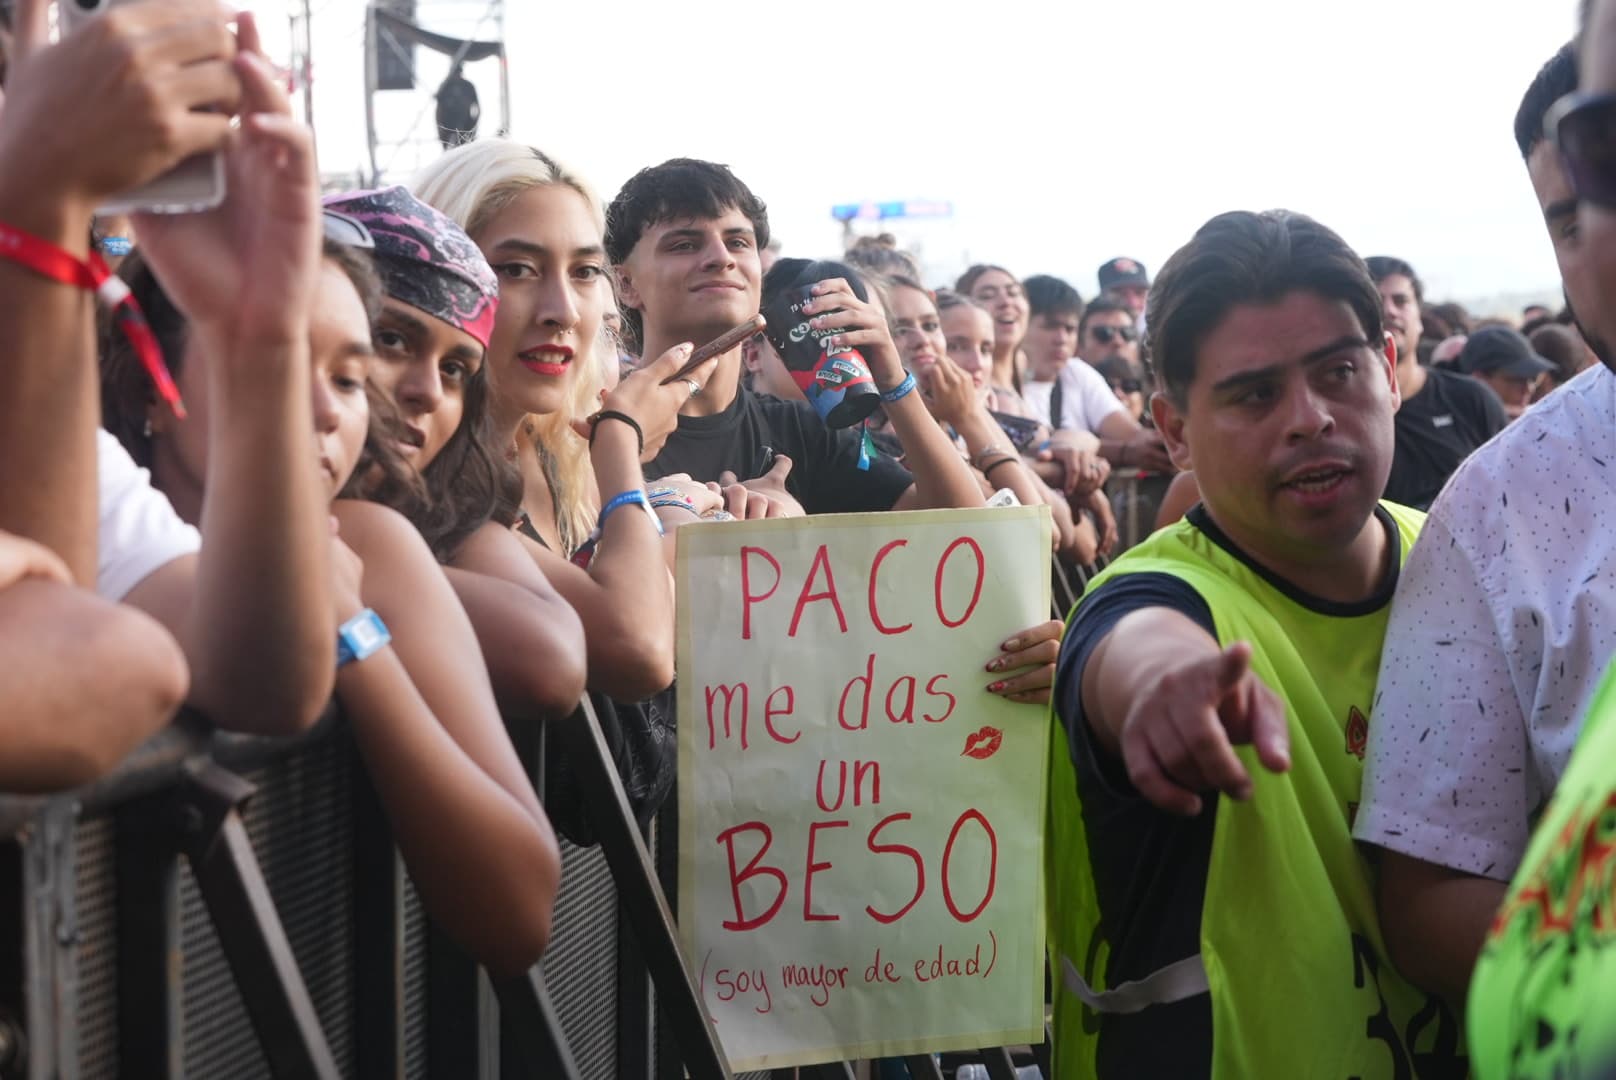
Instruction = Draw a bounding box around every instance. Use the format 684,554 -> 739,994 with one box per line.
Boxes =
986,659 -> 1003,672
987,681 -> 1005,692
678,342 -> 693,354
1002,637 -> 1021,652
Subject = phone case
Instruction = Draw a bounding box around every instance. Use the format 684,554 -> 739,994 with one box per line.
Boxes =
61,0 -> 227,215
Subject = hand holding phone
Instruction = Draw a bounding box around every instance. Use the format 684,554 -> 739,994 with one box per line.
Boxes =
54,0 -> 231,214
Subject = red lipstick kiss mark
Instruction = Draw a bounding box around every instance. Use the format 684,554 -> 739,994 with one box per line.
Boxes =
962,726 -> 1003,760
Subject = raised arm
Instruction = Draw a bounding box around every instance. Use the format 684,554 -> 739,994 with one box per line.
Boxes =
122,20 -> 333,734
799,279 -> 983,510
0,0 -> 238,580
1081,608 -> 1290,816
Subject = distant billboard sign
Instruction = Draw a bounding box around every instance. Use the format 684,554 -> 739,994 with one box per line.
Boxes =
831,200 -> 954,223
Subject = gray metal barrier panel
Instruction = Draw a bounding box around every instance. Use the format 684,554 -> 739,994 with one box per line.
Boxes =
0,711 -> 633,1080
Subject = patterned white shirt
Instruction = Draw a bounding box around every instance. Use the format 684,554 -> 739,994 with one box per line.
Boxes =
1354,364 -> 1616,880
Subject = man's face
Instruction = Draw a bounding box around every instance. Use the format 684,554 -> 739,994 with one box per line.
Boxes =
1535,65 -> 1616,372
616,207 -> 763,348
1581,0 -> 1616,369
1472,369 -> 1540,419
1112,284 -> 1149,317
1024,312 -> 1079,380
1151,290 -> 1400,568
1374,273 -> 1423,368
741,335 -> 800,401
1080,309 -> 1138,366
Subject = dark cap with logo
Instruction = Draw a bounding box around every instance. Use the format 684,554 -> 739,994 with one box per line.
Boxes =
1458,325 -> 1555,378
1098,257 -> 1150,292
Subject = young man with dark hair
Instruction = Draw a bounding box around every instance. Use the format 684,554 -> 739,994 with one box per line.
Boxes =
1046,209 -> 1459,1078
1021,274 -> 1112,428
1364,40 -> 1616,1064
1367,254 -> 1508,509
606,158 -> 983,514
1018,278 -> 1171,473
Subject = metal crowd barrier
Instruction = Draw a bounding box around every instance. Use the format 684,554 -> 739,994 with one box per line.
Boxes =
0,632 -> 1073,1078
0,697 -> 736,1080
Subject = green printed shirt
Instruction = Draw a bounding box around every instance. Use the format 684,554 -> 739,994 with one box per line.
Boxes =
1468,662 -> 1616,1078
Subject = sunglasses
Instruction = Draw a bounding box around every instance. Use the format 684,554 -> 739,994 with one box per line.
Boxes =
322,209 -> 377,249
1089,324 -> 1138,345
1546,91 -> 1616,209
1112,378 -> 1143,395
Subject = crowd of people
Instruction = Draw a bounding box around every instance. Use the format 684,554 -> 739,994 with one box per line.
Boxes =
1,0 -> 1614,1075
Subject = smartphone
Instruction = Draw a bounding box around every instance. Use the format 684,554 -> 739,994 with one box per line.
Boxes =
989,410 -> 1043,452
59,0 -> 227,215
660,314 -> 767,385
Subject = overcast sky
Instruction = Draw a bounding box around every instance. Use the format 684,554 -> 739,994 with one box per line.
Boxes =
255,0 -> 1580,311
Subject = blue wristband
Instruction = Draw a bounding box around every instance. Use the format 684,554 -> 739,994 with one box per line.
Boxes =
99,236 -> 133,257
336,608 -> 391,668
880,371 -> 918,403
597,489 -> 665,536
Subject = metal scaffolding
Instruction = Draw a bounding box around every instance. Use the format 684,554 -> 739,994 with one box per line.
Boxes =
358,0 -> 510,187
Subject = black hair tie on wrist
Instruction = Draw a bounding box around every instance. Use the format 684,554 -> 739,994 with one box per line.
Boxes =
589,410 -> 645,456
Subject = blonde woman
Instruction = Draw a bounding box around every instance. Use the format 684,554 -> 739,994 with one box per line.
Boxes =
415,141 -> 717,704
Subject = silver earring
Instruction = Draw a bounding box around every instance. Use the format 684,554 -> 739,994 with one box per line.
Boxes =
143,419 -> 153,438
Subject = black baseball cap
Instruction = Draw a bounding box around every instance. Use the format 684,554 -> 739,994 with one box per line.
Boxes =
1098,257 -> 1150,291
1458,325 -> 1555,378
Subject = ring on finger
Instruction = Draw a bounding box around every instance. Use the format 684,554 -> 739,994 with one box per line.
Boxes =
682,378 -> 702,396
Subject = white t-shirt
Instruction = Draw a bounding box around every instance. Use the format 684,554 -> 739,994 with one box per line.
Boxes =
97,428 -> 200,601
1021,359 -> 1124,434
1354,364 -> 1616,880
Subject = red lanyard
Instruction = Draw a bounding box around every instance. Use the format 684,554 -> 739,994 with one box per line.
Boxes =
0,222 -> 186,418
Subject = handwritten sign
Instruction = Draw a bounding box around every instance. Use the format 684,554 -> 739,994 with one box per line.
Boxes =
676,507 -> 1051,1070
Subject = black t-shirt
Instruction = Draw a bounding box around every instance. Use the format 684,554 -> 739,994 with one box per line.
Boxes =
644,386 -> 914,514
1055,569 -> 1217,1078
1383,365 -> 1507,510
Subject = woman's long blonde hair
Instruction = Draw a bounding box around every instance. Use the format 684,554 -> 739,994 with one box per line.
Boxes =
413,139 -> 612,555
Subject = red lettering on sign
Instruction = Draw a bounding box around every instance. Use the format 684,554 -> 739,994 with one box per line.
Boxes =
763,685 -> 800,744
706,682 -> 751,750
740,546 -> 781,640
717,821 -> 787,931
866,812 -> 924,924
868,539 -> 912,635
788,544 -> 849,637
942,809 -> 998,922
933,537 -> 985,629
923,674 -> 957,724
804,820 -> 848,922
838,653 -> 876,731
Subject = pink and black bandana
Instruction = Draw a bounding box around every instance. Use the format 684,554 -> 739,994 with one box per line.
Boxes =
323,186 -> 499,350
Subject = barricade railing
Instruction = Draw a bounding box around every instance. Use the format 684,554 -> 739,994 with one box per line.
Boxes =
0,694 -> 1054,1080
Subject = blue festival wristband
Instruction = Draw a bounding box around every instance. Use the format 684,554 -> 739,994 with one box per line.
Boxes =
99,236 -> 133,257
597,489 -> 665,536
336,608 -> 391,668
880,372 -> 918,403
